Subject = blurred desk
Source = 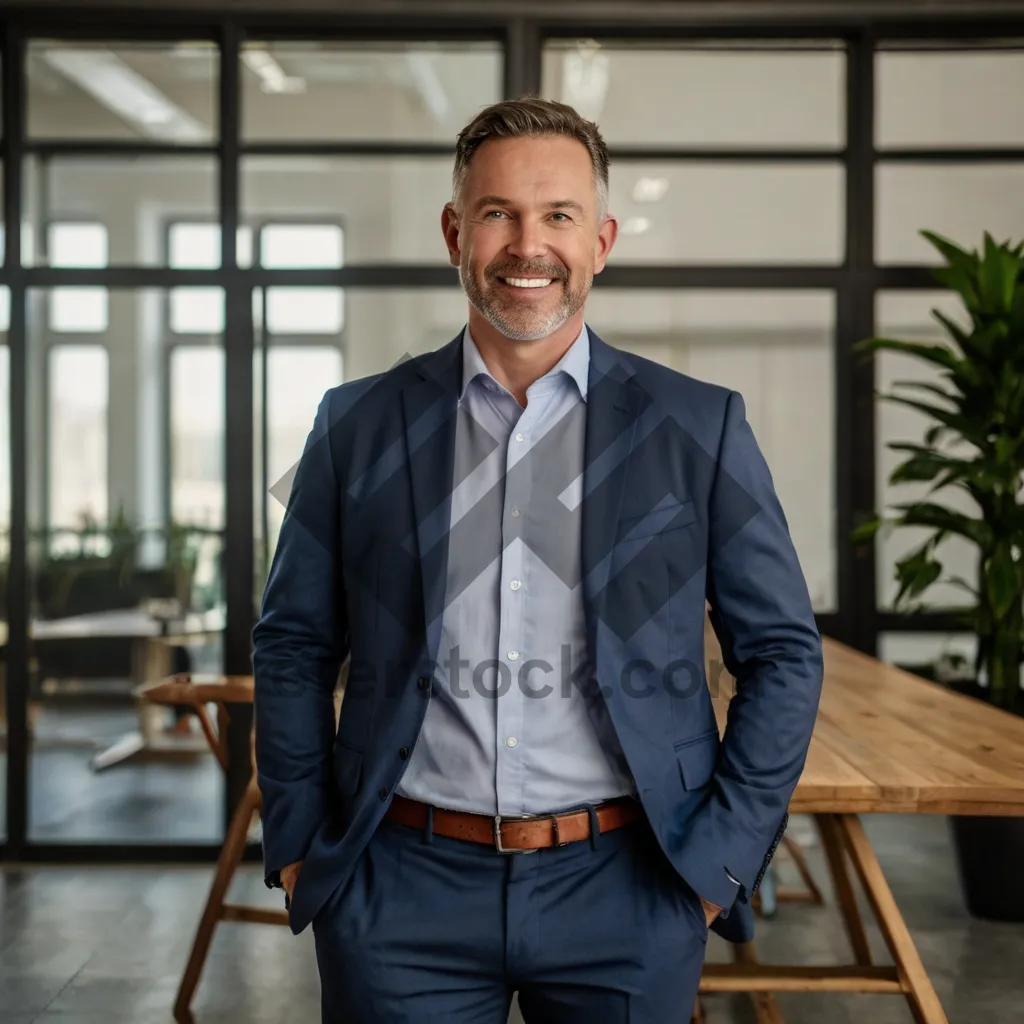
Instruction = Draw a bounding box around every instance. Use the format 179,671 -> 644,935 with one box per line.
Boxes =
0,606 -> 225,768
701,631 -> 1024,1024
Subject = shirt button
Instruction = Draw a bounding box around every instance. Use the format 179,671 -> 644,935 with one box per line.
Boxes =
509,579 -> 521,591
379,786 -> 389,800
514,433 -> 525,442
506,736 -> 518,747
507,651 -> 519,661
510,508 -> 521,517
399,747 -> 409,759
417,675 -> 431,691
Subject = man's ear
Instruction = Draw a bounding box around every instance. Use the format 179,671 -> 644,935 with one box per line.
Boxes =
593,215 -> 618,275
441,203 -> 461,268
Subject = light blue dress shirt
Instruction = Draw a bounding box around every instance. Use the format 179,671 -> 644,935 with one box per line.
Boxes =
395,324 -> 636,816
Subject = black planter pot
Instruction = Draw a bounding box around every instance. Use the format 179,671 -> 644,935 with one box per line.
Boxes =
950,814 -> 1024,922
896,673 -> 1024,921
946,680 -> 1024,921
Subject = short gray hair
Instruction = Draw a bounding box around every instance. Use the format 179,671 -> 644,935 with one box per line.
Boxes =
452,96 -> 610,219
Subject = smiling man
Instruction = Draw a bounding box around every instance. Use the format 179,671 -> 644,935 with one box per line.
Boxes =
254,97 -> 823,1023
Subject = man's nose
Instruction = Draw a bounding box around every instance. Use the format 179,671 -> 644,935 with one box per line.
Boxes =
505,219 -> 548,261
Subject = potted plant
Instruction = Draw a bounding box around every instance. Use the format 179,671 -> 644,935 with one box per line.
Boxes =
852,230 -> 1024,921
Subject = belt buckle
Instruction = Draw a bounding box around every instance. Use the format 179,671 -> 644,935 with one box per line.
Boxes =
493,813 -> 540,855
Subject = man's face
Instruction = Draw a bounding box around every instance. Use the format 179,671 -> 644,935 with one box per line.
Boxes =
442,135 -> 617,342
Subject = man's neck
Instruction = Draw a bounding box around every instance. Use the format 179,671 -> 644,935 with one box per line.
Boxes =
467,312 -> 584,407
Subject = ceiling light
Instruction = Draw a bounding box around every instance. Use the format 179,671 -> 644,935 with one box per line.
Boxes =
632,177 -> 670,203
242,49 -> 306,95
561,40 -> 609,123
41,48 -> 208,142
621,217 -> 652,236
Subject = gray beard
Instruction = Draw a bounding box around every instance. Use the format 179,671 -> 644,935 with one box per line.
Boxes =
460,264 -> 590,342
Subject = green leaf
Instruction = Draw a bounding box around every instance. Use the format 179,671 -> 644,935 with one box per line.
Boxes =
921,230 -> 978,274
930,266 -> 981,311
853,337 -> 962,373
879,394 -> 986,446
888,501 -> 991,547
850,517 -> 883,544
890,454 -> 953,485
893,545 -> 944,606
985,548 -> 1023,620
889,379 -> 964,406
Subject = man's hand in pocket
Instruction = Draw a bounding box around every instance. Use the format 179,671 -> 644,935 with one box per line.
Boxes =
281,861 -> 303,902
698,894 -> 722,928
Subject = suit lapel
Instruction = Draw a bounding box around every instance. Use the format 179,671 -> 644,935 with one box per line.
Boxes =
402,334 -> 462,668
582,332 -> 647,645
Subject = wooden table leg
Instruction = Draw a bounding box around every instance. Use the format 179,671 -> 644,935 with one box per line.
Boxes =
817,813 -> 873,965
732,942 -> 785,1024
836,814 -> 949,1024
174,779 -> 264,1023
778,834 -> 824,904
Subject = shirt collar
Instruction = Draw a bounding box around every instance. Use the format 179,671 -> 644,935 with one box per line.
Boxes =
460,324 -> 590,402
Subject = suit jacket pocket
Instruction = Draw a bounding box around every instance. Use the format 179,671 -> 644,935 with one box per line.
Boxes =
334,740 -> 364,796
673,728 -> 719,791
618,499 -> 696,541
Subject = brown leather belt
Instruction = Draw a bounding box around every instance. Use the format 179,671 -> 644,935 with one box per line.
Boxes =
384,793 -> 643,853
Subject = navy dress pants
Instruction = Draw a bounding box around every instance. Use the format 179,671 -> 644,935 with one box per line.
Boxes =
311,810 -> 709,1023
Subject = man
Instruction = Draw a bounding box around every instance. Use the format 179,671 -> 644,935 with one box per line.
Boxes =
254,97 -> 823,1023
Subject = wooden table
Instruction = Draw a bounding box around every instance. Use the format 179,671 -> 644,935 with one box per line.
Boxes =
700,631 -> 1024,1024
147,636 -> 1024,1024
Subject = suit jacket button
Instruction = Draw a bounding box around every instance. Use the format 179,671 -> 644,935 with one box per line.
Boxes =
399,747 -> 409,759
379,786 -> 389,800
417,676 -> 431,691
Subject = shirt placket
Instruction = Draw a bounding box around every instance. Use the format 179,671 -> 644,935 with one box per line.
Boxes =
494,402 -> 534,817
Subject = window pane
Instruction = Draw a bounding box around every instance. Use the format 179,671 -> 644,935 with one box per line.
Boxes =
47,222 -> 110,332
49,222 -> 108,266
28,40 -> 217,142
265,287 -> 344,334
588,288 -> 837,611
170,287 -> 224,334
168,222 -> 254,269
49,288 -> 109,333
0,286 -> 10,334
875,291 -> 978,610
877,49 -> 1024,148
261,224 -> 343,268
28,290 -> 224,844
241,156 -> 451,262
608,162 -> 844,264
171,346 -> 224,529
48,345 -> 108,529
259,347 -> 344,558
257,224 -> 345,333
876,164 -> 1024,265
24,156 -> 218,266
241,41 -> 501,141
542,40 -> 845,147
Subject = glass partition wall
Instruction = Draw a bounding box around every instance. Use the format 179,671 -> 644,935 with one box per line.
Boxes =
1,11 -> 1022,859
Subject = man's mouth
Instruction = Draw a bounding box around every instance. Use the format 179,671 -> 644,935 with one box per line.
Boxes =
497,276 -> 557,289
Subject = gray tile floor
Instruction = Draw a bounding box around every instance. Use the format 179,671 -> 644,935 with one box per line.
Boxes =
1,814 -> 1022,1023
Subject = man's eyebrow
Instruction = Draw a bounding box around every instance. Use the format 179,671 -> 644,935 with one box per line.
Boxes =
472,196 -> 586,214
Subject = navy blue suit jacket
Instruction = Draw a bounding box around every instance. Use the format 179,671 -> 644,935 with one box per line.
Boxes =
253,329 -> 823,944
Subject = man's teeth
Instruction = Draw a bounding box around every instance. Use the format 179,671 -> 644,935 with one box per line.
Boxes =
502,277 -> 553,289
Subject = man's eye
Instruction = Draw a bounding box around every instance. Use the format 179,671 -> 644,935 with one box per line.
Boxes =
551,213 -> 570,222
484,210 -> 506,219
